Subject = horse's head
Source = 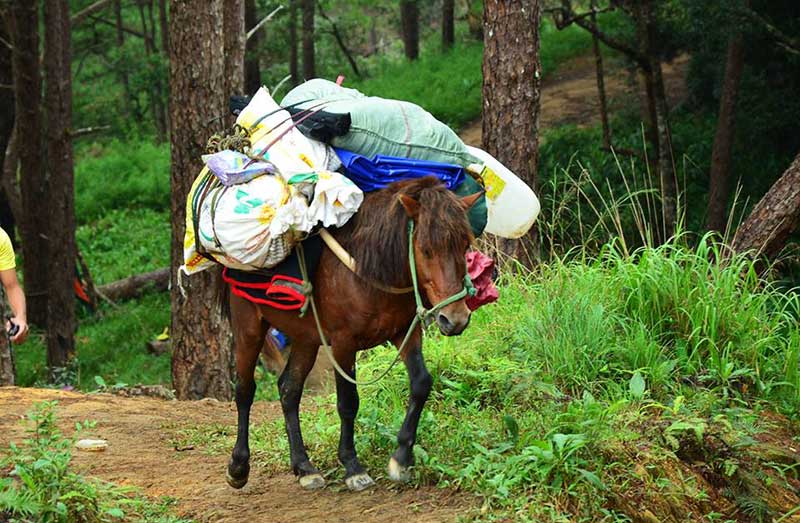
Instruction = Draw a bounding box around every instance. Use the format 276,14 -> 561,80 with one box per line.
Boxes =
397,180 -> 482,336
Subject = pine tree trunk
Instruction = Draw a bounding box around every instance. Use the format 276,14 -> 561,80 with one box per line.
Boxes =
442,0 -> 454,50
169,0 -> 234,400
289,0 -> 299,86
10,1 -> 49,328
244,0 -> 261,94
482,0 -> 542,268
159,0 -> 169,51
114,0 -> 133,119
301,0 -> 315,79
0,13 -> 16,243
706,25 -> 746,233
43,0 -> 77,374
590,0 -> 610,148
732,153 -> 800,260
223,0 -> 245,127
400,1 -> 419,60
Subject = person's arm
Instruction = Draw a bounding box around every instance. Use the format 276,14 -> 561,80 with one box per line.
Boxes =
0,269 -> 28,343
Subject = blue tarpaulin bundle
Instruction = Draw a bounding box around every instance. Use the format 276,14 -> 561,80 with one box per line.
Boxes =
334,148 -> 466,192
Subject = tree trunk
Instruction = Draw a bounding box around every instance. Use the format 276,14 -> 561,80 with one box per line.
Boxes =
731,152 -> 800,260
159,0 -> 168,51
244,0 -> 261,94
223,0 -> 245,127
482,0 -> 542,268
0,328 -> 13,385
590,0 -> 610,148
98,268 -> 169,302
301,0 -> 314,79
43,0 -> 77,374
10,1 -> 49,328
289,0 -> 299,86
634,0 -> 675,241
1,125 -> 22,234
705,23 -> 746,233
442,0 -> 454,50
169,0 -> 234,400
114,0 -> 133,119
400,1 -> 419,60
0,13 -> 17,244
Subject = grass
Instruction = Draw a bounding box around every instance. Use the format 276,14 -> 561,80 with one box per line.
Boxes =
74,139 -> 170,224
77,208 -> 170,286
16,293 -> 171,391
179,239 -> 800,521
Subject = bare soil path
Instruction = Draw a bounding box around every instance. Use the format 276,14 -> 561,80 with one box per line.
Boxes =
0,387 -> 470,522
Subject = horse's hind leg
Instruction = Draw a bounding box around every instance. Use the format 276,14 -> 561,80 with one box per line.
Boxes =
278,341 -> 325,489
388,330 -> 432,482
333,349 -> 375,491
226,296 -> 266,489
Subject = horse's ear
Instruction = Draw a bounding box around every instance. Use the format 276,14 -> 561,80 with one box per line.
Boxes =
398,194 -> 420,218
459,191 -> 483,211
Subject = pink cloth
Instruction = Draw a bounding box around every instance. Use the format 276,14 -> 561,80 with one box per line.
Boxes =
466,250 -> 499,311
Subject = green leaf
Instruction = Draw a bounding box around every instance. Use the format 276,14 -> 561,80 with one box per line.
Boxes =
94,375 -> 107,389
106,507 -> 125,518
502,415 -> 519,445
578,468 -> 605,490
629,371 -> 646,400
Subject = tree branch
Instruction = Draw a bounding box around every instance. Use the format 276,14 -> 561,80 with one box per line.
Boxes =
88,14 -> 147,39
70,125 -> 112,138
247,5 -> 284,41
738,7 -> 800,56
317,1 -> 362,77
71,0 -> 114,26
554,0 -> 649,69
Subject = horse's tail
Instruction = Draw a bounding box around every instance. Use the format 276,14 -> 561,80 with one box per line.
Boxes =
215,266 -> 231,324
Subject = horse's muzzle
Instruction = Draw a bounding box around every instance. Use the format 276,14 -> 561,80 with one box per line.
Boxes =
436,311 -> 470,336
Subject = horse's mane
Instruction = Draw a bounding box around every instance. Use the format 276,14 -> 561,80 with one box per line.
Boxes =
337,177 -> 473,287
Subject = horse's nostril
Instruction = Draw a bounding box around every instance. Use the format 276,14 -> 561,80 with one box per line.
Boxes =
437,313 -> 453,331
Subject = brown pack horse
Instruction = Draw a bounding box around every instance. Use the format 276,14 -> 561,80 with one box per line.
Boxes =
224,176 -> 481,491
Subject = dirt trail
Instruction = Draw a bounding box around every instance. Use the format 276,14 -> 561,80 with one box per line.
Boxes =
0,387 -> 469,522
459,54 -> 689,146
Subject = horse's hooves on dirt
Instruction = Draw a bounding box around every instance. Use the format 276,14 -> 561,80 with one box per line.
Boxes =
226,470 -> 249,489
345,472 -> 375,492
387,457 -> 411,482
298,473 -> 326,490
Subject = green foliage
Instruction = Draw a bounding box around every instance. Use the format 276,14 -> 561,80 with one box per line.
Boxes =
74,139 -> 170,224
0,401 -> 191,523
16,293 -> 171,391
76,208 -> 169,285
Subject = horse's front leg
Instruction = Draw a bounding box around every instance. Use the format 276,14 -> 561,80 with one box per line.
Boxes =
388,328 -> 431,482
278,341 -> 325,489
227,298 -> 266,489
333,348 -> 375,491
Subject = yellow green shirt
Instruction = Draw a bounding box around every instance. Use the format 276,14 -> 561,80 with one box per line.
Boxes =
0,228 -> 16,271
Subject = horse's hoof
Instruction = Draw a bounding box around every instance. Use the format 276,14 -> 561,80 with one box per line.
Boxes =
345,472 -> 375,492
387,457 -> 411,482
226,470 -> 249,489
298,473 -> 326,490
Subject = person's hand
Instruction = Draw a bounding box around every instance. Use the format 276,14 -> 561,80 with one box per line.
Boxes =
7,317 -> 28,344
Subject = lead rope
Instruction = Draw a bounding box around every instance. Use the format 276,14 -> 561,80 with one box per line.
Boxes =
295,221 -> 476,387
